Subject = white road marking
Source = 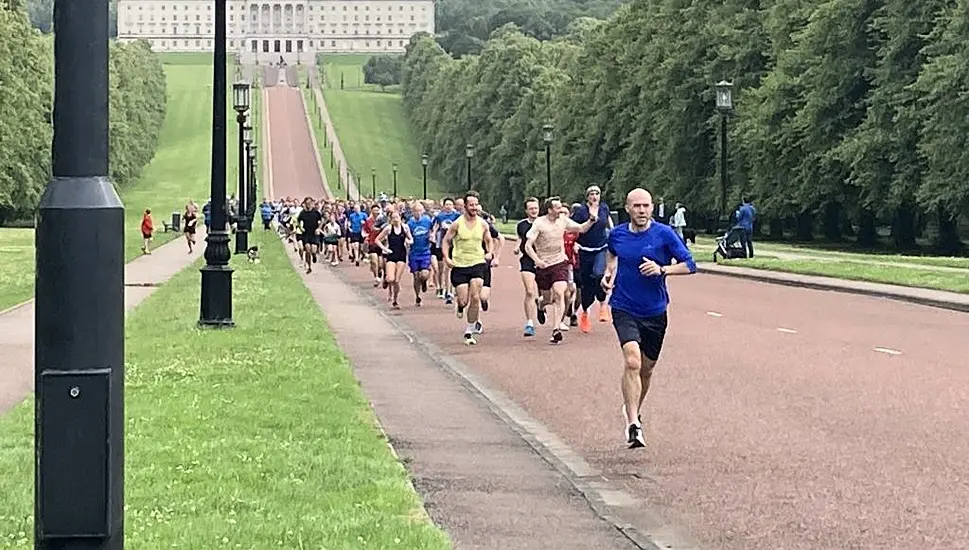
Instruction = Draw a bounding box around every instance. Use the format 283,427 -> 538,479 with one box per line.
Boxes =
874,347 -> 902,356
776,327 -> 797,334
706,311 -> 723,317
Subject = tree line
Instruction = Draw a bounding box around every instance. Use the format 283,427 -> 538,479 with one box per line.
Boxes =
402,0 -> 969,253
0,3 -> 165,224
435,0 -> 625,57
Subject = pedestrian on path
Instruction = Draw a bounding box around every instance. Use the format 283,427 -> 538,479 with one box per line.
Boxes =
602,188 -> 696,448
183,202 -> 198,254
140,208 -> 154,255
735,196 -> 756,258
671,202 -> 688,244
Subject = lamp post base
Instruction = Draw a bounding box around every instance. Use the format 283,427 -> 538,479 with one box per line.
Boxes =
199,230 -> 235,328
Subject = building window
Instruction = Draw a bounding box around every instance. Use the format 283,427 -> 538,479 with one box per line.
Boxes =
263,39 -> 270,52
297,40 -> 303,52
285,39 -> 292,53
331,40 -> 336,47
274,39 -> 281,52
252,39 -> 257,52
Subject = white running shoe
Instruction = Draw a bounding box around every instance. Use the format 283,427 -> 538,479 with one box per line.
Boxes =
621,405 -> 645,448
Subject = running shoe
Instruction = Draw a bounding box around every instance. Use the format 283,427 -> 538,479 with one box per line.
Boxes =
481,299 -> 489,312
626,423 -> 646,449
445,294 -> 453,305
558,321 -> 570,332
421,280 -> 428,293
523,325 -> 535,337
464,332 -> 476,345
536,299 -> 546,325
416,296 -> 422,306
579,312 -> 592,333
599,304 -> 612,323
474,321 -> 483,334
549,329 -> 563,344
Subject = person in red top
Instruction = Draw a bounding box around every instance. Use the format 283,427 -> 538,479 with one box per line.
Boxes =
560,204 -> 582,330
361,204 -> 383,286
140,208 -> 154,255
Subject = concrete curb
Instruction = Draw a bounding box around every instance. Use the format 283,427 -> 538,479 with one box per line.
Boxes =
326,262 -> 703,550
699,264 -> 969,314
500,232 -> 969,315
0,299 -> 32,317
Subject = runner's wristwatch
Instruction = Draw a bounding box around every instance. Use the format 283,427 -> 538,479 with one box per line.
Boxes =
660,265 -> 667,275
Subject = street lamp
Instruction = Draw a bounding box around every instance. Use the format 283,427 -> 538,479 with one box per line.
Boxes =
35,0 -> 125,547
232,81 -> 250,255
421,153 -> 429,200
371,167 -> 377,199
542,123 -> 553,200
242,123 -> 253,222
715,80 -> 733,224
200,0 -> 235,327
247,143 -> 257,228
392,162 -> 398,199
465,143 -> 474,190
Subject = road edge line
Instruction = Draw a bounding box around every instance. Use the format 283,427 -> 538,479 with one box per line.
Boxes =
299,86 -> 334,199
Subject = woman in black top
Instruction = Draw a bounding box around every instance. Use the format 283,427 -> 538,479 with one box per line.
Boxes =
377,211 -> 412,309
296,198 -> 324,273
183,203 -> 198,254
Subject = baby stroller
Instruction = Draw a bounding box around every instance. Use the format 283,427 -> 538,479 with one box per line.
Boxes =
714,226 -> 748,261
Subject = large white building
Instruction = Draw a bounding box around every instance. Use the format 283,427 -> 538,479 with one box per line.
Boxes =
117,0 -> 435,63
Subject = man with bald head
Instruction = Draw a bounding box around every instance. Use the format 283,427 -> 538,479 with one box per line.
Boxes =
601,188 -> 696,448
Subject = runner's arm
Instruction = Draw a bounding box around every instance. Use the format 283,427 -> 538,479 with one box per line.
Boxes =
441,222 -> 458,262
492,232 -> 505,264
663,231 -> 697,275
376,226 -> 391,251
483,227 -> 495,259
524,226 -> 541,264
601,251 -> 618,289
403,224 -> 414,246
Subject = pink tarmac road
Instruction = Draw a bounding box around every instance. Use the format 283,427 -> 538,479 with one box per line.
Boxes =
264,81 -> 969,548
336,252 -> 969,549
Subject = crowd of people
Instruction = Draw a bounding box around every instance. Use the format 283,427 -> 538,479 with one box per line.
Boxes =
253,187 -> 697,449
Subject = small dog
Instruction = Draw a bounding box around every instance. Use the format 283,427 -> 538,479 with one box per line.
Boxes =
682,228 -> 697,245
246,245 -> 260,263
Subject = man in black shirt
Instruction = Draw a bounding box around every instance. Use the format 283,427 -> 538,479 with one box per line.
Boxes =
296,197 -> 324,274
514,197 -> 541,337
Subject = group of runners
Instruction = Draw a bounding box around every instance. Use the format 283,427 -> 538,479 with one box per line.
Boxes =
265,186 -> 696,449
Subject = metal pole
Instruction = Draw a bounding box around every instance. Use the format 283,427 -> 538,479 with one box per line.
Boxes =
392,169 -> 397,199
545,143 -> 551,199
720,113 -> 728,223
36,0 -> 124,548
422,164 -> 427,200
234,113 -> 249,254
200,0 -> 234,327
330,148 -> 333,168
372,173 -> 376,198
466,157 -> 472,190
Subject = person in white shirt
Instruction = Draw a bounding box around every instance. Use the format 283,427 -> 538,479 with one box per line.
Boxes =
671,203 -> 687,244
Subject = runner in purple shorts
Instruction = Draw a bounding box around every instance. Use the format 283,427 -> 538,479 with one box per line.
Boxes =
406,202 -> 435,306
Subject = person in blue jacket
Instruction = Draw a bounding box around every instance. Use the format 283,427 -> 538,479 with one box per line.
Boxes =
734,196 -> 756,258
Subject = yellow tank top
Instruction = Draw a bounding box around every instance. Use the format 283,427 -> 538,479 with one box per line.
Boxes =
451,216 -> 486,268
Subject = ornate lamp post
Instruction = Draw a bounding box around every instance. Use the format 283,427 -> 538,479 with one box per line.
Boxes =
421,153 -> 429,200
247,143 -> 257,229
392,162 -> 398,199
465,144 -> 474,190
200,0 -> 235,327
232,82 -> 251,254
542,123 -> 553,200
715,80 -> 733,224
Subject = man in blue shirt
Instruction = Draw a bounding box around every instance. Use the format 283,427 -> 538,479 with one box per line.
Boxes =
734,196 -> 756,258
602,188 -> 696,449
571,185 -> 614,333
432,198 -> 462,303
347,203 -> 368,266
407,202 -> 435,306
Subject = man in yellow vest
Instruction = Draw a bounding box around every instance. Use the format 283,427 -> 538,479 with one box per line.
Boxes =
441,190 -> 495,346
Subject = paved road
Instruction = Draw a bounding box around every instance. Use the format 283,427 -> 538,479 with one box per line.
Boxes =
0,229 -> 206,414
264,84 -> 644,549
264,85 -> 326,199
336,253 -> 969,549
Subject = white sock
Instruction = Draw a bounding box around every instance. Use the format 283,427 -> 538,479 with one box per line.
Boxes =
465,323 -> 475,334
526,320 -> 534,327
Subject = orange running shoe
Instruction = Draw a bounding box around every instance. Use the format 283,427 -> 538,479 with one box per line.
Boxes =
579,312 -> 592,333
599,304 -> 612,323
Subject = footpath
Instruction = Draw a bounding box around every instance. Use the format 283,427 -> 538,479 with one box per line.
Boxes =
0,230 -> 206,414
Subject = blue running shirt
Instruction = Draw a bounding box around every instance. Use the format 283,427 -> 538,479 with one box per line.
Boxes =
407,215 -> 434,256
607,222 -> 696,318
348,211 -> 367,233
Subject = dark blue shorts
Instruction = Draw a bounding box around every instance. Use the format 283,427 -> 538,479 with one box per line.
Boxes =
408,253 -> 432,273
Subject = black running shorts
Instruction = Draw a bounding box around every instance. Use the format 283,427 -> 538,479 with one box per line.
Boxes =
431,244 -> 443,261
483,260 -> 493,288
611,309 -> 668,362
450,263 -> 487,288
519,255 -> 536,273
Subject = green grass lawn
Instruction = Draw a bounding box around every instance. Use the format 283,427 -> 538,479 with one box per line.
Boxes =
0,231 -> 450,548
724,257 -> 969,294
0,58 -> 255,311
317,55 -> 442,199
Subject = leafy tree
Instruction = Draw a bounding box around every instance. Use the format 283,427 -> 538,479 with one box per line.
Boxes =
362,55 -> 404,89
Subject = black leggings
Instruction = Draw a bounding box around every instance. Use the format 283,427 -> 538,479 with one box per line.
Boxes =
578,251 -> 607,312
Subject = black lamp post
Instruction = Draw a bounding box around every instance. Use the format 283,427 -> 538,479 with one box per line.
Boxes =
242,121 -> 253,218
715,80 -> 733,225
542,123 -> 553,200
421,153 -> 429,200
392,163 -> 398,198
35,1 -> 125,548
247,143 -> 257,228
200,0 -> 235,327
465,144 -> 474,190
232,82 -> 251,255
371,167 -> 377,199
